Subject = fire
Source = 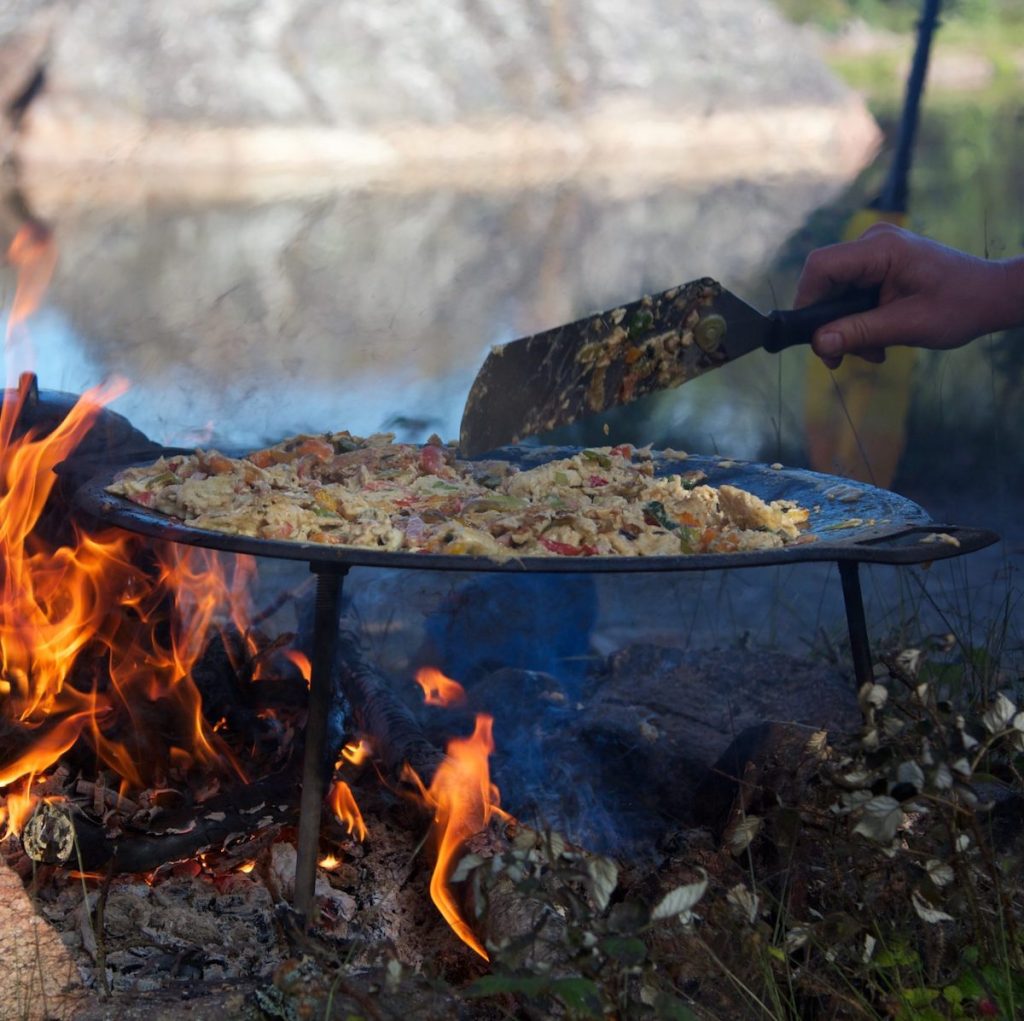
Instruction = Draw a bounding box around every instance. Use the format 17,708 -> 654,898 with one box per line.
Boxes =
0,231 -> 508,966
1,778 -> 46,837
0,376 -> 127,746
328,779 -> 367,841
283,649 -> 312,688
4,223 -> 57,376
340,738 -> 372,766
406,713 -> 499,960
414,666 -> 467,708
0,373 -> 256,830
318,853 -> 341,870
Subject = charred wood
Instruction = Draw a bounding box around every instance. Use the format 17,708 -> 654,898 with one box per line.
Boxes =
336,624 -> 444,786
20,773 -> 299,873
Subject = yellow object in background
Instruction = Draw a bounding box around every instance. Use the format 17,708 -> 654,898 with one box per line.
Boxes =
804,205 -> 918,489
804,345 -> 918,488
803,0 -> 941,488
841,208 -> 907,242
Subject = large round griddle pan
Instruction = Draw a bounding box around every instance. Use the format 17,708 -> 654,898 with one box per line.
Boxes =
74,447 -> 998,572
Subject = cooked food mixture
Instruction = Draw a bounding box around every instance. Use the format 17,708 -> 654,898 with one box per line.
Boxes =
107,432 -> 811,558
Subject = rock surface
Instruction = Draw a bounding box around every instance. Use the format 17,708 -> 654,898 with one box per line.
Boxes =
0,858 -> 86,1020
27,0 -> 845,127
575,645 -> 858,823
0,0 -> 878,182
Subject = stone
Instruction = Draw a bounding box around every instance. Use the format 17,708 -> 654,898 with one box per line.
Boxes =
0,0 -> 878,184
448,646 -> 858,854
573,645 -> 857,831
0,859 -> 87,1020
692,719 -> 826,836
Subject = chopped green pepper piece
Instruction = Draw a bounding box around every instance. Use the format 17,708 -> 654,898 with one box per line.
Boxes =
582,450 -> 612,469
678,527 -> 698,553
628,309 -> 654,337
642,500 -> 678,531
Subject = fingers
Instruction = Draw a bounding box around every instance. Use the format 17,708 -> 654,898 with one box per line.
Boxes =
794,222 -> 903,309
811,304 -> 908,362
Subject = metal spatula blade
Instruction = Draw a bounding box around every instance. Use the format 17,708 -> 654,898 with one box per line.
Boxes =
458,278 -> 876,457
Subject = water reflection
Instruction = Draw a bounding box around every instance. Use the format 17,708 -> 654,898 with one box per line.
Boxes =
3,174 -> 849,450
3,94 -> 1023,654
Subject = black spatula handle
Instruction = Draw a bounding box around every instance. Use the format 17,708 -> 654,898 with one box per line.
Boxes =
766,288 -> 880,353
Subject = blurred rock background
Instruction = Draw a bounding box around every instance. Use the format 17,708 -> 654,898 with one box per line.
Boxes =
1,0 -> 875,184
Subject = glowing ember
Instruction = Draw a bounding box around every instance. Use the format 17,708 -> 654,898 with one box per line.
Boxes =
340,738 -> 372,766
237,860 -> 256,874
414,666 -> 467,708
328,779 -> 367,841
406,713 -> 499,960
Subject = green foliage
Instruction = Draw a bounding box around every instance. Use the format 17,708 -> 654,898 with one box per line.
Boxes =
702,647 -> 1024,1018
776,0 -> 1024,33
441,646 -> 1024,1019
458,826 -> 702,1020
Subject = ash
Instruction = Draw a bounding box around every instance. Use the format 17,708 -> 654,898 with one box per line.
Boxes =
1,778 -> 475,1019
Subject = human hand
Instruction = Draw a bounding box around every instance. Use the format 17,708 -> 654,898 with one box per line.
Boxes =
794,223 -> 1023,369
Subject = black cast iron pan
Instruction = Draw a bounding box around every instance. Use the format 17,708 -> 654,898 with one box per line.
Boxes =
72,446 -> 998,572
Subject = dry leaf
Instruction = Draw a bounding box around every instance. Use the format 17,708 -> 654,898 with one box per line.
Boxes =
853,796 -> 903,844
652,871 -> 707,924
912,889 -> 954,924
983,694 -> 1017,734
727,815 -> 762,856
586,856 -> 619,912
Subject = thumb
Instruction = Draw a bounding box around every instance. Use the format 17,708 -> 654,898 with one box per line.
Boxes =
812,307 -> 895,361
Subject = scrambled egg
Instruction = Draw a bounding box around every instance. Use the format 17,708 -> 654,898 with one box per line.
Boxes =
107,432 -> 810,558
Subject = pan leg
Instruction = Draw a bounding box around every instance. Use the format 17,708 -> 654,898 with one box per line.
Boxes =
294,565 -> 348,923
839,561 -> 873,691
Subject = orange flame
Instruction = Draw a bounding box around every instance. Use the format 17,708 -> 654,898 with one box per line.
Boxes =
4,223 -> 58,377
406,713 -> 499,960
414,666 -> 467,708
283,649 -> 312,688
1,779 -> 44,837
318,853 -> 341,870
340,738 -> 372,766
0,375 -> 259,831
328,779 -> 367,841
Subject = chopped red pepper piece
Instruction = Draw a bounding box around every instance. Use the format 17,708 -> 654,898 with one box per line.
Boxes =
588,475 -> 609,487
419,444 -> 446,475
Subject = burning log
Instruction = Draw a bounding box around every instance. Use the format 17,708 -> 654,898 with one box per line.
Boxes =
19,774 -> 299,874
336,624 -> 445,786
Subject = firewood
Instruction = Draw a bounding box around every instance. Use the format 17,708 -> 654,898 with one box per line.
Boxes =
20,774 -> 300,873
336,625 -> 445,786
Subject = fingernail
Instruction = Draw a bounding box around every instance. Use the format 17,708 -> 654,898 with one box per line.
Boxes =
817,331 -> 843,356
